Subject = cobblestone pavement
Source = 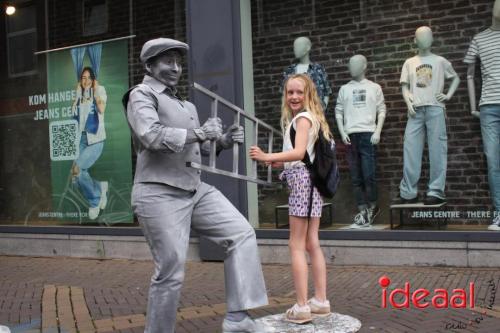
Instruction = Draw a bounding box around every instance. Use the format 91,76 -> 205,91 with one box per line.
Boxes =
0,256 -> 499,332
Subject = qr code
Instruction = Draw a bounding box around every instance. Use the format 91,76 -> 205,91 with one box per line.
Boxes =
49,119 -> 79,161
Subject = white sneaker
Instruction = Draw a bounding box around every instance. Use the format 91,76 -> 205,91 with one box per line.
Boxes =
0,326 -> 11,333
349,210 -> 372,229
487,215 -> 500,231
285,303 -> 312,324
88,206 -> 100,220
99,181 -> 108,210
307,297 -> 331,317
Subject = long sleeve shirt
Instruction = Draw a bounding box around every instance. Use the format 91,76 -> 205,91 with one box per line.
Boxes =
335,79 -> 386,135
126,75 -> 206,191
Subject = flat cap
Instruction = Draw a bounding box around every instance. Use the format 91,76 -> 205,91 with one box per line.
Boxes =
140,38 -> 189,63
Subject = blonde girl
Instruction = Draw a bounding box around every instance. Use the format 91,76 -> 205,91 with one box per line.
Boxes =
250,74 -> 332,323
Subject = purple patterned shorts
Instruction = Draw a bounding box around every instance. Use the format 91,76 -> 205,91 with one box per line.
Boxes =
279,166 -> 323,217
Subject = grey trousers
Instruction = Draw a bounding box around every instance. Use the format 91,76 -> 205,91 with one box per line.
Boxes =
132,182 -> 268,333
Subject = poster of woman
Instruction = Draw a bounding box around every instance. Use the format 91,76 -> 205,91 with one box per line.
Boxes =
28,39 -> 134,225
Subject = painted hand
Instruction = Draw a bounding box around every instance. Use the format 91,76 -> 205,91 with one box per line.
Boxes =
201,117 -> 223,140
219,124 -> 244,149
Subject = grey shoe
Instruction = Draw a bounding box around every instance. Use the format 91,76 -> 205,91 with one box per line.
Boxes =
222,316 -> 273,333
366,205 -> 380,225
350,209 -> 371,229
488,215 -> 500,231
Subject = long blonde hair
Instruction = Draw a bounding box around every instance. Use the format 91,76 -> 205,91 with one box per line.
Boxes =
280,74 -> 333,141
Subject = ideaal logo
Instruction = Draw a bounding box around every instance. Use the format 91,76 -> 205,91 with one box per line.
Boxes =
379,276 -> 475,309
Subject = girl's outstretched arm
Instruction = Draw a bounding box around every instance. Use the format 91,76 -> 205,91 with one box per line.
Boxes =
249,117 -> 311,163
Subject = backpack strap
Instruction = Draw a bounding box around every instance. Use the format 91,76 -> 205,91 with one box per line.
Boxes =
290,125 -> 312,168
290,125 -> 314,221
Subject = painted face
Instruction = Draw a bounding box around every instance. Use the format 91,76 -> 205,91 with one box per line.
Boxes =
80,70 -> 93,89
148,50 -> 183,87
293,38 -> 310,59
415,27 -> 433,49
349,56 -> 366,78
286,78 -> 305,114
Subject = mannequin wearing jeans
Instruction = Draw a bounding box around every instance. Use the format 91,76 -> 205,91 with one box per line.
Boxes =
464,0 -> 500,230
335,55 -> 386,228
396,26 -> 460,206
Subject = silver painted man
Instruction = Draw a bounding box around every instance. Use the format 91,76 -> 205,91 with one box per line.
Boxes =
123,38 -> 270,333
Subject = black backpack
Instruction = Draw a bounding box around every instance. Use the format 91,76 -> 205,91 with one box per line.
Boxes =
290,123 -> 340,218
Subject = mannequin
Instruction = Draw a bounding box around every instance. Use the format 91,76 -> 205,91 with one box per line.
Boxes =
395,26 -> 460,206
335,55 -> 386,228
464,0 -> 500,231
281,37 -> 332,111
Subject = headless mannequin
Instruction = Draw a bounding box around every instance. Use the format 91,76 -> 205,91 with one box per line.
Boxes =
336,55 -> 385,145
292,37 -> 329,108
402,27 -> 460,118
467,0 -> 500,118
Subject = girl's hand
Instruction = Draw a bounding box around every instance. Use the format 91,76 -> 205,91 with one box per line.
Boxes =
249,146 -> 268,162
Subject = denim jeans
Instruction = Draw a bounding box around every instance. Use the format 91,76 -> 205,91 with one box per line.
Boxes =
400,106 -> 447,200
346,132 -> 378,210
480,104 -> 500,213
74,132 -> 104,208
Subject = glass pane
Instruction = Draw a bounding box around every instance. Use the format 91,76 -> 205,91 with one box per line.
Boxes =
8,32 -> 37,74
83,0 -> 108,36
249,0 -> 497,232
0,114 -> 50,225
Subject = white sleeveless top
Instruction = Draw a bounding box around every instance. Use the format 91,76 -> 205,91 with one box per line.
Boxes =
282,111 -> 318,169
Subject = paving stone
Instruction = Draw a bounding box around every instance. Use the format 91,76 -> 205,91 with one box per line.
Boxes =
1,256 -> 499,333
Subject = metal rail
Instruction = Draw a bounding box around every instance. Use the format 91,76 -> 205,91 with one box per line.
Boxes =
187,82 -> 282,185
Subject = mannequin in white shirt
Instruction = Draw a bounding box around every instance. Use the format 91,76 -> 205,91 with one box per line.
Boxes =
397,26 -> 460,206
336,55 -> 385,146
335,55 -> 387,228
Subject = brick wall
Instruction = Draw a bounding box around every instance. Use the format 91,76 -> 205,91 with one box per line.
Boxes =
0,0 -> 187,223
250,0 -> 495,222
47,0 -> 188,95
